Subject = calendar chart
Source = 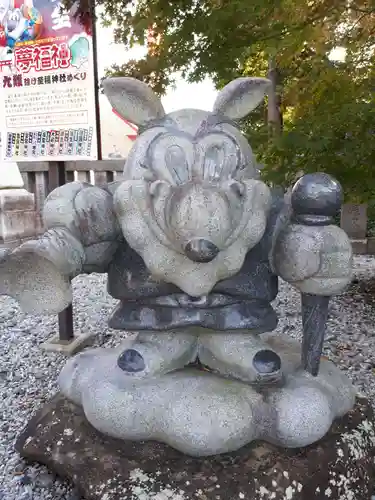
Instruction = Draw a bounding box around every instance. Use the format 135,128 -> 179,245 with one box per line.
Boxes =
5,128 -> 94,159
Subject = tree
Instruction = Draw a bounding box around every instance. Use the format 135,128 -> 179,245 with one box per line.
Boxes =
259,56 -> 375,200
94,0 -> 373,90
82,0 -> 375,199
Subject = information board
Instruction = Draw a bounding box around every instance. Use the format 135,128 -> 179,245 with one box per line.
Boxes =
0,0 -> 98,161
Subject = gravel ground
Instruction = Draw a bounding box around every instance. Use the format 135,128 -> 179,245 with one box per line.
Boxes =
1,255 -> 375,499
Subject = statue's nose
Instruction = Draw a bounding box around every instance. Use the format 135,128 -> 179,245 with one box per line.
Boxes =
184,238 -> 219,263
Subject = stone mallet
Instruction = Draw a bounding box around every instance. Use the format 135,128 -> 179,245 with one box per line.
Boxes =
290,173 -> 344,376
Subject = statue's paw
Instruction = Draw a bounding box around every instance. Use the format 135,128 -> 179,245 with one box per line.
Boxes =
252,349 -> 282,385
274,224 -> 353,296
198,332 -> 283,387
60,333 -> 198,400
116,345 -> 163,379
113,332 -> 198,380
59,347 -> 110,405
117,348 -> 146,373
0,249 -> 72,314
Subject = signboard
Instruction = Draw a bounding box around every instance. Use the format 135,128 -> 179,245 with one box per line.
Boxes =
0,0 -> 98,161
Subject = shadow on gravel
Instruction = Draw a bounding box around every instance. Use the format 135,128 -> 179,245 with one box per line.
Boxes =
346,278 -> 375,307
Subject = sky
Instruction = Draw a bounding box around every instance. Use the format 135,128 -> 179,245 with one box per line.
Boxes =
96,22 -> 218,157
96,23 -> 218,113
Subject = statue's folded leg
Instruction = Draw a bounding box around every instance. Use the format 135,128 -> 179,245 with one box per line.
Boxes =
116,330 -> 199,379
198,330 -> 283,386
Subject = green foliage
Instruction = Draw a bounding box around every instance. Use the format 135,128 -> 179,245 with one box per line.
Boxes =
89,0 -> 375,200
258,55 -> 375,201
94,0 -> 373,89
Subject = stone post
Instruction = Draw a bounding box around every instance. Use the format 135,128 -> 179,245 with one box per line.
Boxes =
0,160 -> 37,248
340,203 -> 368,254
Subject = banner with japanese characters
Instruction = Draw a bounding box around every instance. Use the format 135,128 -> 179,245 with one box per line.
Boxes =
0,0 -> 98,161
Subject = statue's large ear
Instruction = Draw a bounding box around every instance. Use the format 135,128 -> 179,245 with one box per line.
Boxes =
213,77 -> 271,120
102,77 -> 166,127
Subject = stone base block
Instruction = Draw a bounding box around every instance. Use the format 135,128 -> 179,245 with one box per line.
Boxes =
0,188 -> 37,242
351,239 -> 368,255
15,394 -> 375,500
0,160 -> 24,189
40,332 -> 95,356
367,237 -> 375,255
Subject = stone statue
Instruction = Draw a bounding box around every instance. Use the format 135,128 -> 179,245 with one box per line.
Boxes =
0,77 -> 355,457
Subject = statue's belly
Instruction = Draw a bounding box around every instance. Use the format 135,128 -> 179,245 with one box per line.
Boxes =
108,291 -> 277,332
107,243 -> 278,332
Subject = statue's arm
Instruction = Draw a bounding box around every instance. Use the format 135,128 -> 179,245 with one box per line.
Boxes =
268,188 -> 293,278
269,176 -> 352,295
0,181 -> 122,314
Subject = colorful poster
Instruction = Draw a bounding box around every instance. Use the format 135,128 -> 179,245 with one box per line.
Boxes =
0,0 -> 98,161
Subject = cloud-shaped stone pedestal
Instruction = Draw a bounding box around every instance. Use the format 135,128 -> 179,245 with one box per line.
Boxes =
59,333 -> 356,457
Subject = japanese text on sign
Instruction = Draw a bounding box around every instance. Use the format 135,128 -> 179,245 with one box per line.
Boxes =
2,72 -> 87,89
14,43 -> 72,73
5,127 -> 94,158
4,86 -> 89,128
0,0 -> 98,161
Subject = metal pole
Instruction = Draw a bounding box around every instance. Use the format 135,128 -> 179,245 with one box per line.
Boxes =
48,161 -> 74,342
301,294 -> 330,376
90,0 -> 103,161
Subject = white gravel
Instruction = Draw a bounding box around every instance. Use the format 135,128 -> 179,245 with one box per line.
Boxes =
1,255 -> 375,499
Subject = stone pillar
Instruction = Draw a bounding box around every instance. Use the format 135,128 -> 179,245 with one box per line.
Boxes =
340,203 -> 368,239
0,161 -> 37,247
340,203 -> 368,254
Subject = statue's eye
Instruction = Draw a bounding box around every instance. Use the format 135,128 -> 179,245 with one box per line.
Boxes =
165,145 -> 189,183
146,133 -> 194,185
199,133 -> 240,180
203,145 -> 225,180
